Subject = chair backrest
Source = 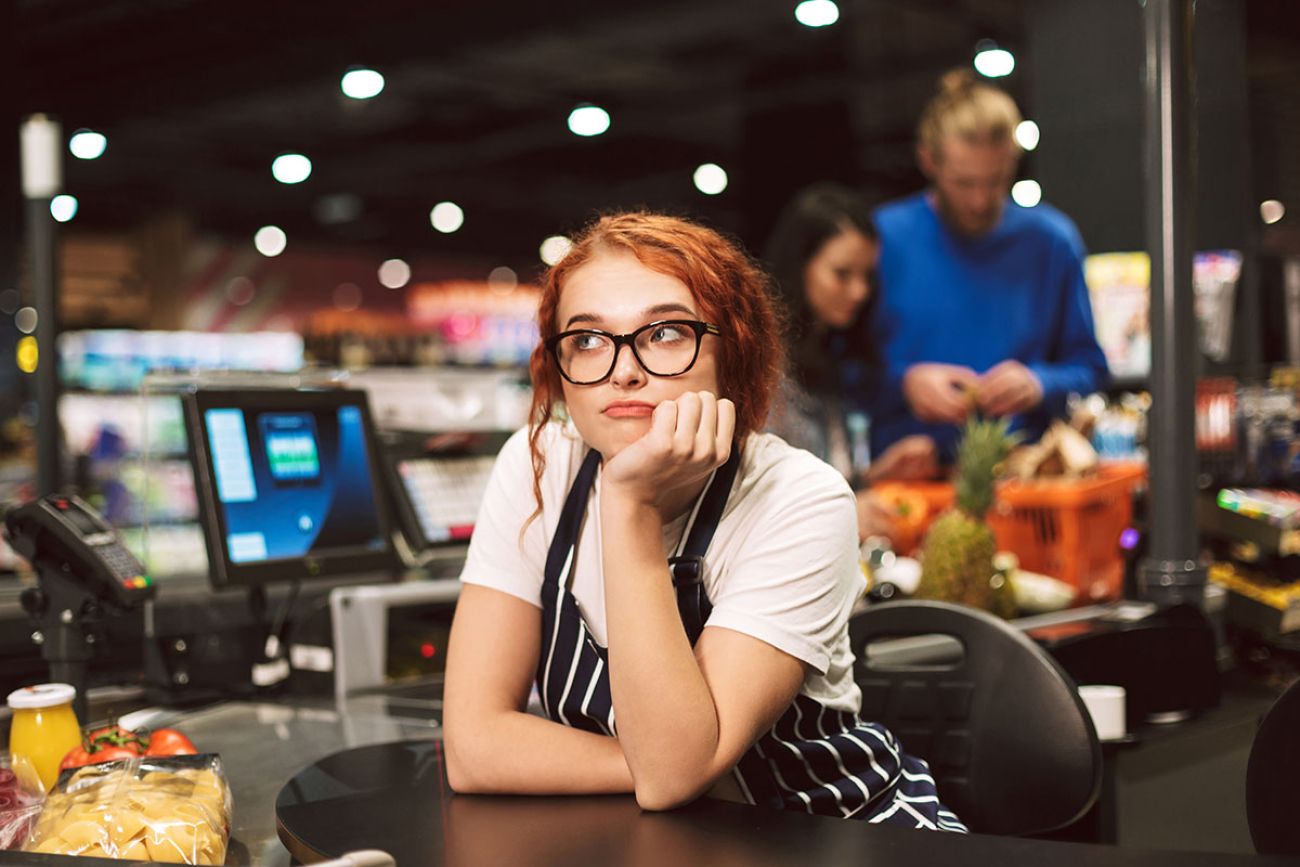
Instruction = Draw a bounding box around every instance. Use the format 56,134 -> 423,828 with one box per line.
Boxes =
849,600 -> 1102,836
1246,677 -> 1300,855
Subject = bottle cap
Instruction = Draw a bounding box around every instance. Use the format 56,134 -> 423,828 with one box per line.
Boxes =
6,683 -> 76,710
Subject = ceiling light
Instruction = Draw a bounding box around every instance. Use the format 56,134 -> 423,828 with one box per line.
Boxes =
795,0 -> 839,28
1015,120 -> 1040,151
693,163 -> 728,195
49,194 -> 78,223
973,45 -> 1015,78
254,225 -> 288,257
341,67 -> 385,100
333,283 -> 362,312
224,276 -> 256,306
1011,179 -> 1042,208
539,235 -> 573,266
568,105 -> 611,137
488,266 -> 518,293
314,193 -> 362,225
1261,199 -> 1286,225
378,258 -> 412,289
430,202 -> 464,234
15,307 -> 38,335
68,129 -> 107,160
271,153 -> 312,185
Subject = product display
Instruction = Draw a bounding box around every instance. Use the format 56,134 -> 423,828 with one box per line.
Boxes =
25,755 -> 231,864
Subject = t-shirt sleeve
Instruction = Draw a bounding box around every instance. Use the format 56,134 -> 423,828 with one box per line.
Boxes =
705,456 -> 861,674
458,426 -> 550,608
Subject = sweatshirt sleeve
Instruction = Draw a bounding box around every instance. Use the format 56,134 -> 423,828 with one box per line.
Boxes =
1027,231 -> 1110,413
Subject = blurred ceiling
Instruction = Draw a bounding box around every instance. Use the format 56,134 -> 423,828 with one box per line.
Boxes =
16,0 -> 1027,274
15,0 -> 1300,277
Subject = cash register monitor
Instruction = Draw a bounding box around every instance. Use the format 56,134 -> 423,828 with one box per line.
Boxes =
185,388 -> 399,589
379,431 -> 509,555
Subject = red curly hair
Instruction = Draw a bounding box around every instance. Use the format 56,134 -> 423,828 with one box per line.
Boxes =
527,212 -> 785,507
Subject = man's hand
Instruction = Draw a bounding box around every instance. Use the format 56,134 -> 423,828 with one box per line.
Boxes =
976,361 -> 1043,417
600,391 -> 736,518
902,363 -> 979,424
865,435 -> 939,483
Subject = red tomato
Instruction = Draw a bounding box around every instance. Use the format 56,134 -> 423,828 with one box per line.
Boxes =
144,728 -> 197,757
86,725 -> 146,754
91,746 -> 139,764
59,744 -> 137,770
59,746 -> 92,771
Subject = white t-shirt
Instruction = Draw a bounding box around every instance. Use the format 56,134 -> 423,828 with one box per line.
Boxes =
460,422 -> 865,713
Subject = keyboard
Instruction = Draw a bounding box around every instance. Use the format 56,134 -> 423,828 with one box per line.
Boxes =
396,455 -> 496,544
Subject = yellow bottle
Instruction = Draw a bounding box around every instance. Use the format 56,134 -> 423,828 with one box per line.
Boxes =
7,683 -> 82,793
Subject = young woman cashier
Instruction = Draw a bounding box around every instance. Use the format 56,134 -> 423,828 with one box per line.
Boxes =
443,213 -> 963,830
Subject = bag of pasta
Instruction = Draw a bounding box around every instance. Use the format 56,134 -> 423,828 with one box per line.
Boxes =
24,753 -> 231,864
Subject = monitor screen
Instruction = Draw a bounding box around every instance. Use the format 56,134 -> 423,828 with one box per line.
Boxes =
186,388 -> 398,588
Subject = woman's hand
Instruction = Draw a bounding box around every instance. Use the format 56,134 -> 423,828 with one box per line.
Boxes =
600,391 -> 736,518
865,434 -> 939,483
856,490 -> 897,544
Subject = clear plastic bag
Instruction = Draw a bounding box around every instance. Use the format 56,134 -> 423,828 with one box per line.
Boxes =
0,759 -> 43,850
24,753 -> 232,864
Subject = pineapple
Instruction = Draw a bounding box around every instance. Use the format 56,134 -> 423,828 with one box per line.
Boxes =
914,418 -> 1019,618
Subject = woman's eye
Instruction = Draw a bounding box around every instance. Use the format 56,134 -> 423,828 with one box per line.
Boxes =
572,334 -> 606,351
649,324 -> 689,343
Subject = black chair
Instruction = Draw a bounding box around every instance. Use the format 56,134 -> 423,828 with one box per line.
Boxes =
1246,677 -> 1300,855
850,600 -> 1102,836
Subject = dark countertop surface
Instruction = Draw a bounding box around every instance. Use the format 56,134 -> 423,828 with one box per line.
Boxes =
273,738 -> 1300,867
3,690 -> 1298,866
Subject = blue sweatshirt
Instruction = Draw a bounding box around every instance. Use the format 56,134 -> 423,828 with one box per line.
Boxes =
869,192 -> 1108,460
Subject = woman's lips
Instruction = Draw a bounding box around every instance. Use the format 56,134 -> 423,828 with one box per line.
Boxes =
603,401 -> 656,418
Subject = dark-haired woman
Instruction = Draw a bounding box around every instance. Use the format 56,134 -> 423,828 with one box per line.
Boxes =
443,212 -> 963,831
765,184 -> 939,542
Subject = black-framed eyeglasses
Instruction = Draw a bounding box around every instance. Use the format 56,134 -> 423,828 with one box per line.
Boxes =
544,319 -> 722,385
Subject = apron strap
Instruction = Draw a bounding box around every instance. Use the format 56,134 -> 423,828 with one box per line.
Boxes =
669,445 -> 741,646
541,443 -> 740,645
542,448 -> 602,591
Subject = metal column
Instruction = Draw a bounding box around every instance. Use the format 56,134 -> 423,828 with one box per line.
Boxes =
20,115 -> 62,496
1137,0 -> 1205,605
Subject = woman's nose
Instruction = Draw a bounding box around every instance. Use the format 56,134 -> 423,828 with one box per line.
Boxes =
849,275 -> 870,305
608,342 -> 645,386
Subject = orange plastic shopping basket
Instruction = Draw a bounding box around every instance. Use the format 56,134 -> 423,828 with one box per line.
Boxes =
988,463 -> 1147,602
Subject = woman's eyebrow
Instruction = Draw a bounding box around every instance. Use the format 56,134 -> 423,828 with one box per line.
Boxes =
564,302 -> 697,329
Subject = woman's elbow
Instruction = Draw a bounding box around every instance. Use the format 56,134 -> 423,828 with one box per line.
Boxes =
633,777 -> 708,812
443,728 -> 489,794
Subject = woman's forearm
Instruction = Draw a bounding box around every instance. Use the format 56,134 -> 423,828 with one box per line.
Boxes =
600,495 -> 724,809
445,708 -> 634,795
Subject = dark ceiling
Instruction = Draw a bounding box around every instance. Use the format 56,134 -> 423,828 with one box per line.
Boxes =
15,0 -> 1300,281
15,0 -> 1028,275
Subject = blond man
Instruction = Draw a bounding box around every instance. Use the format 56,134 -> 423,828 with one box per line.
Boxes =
868,69 -> 1108,462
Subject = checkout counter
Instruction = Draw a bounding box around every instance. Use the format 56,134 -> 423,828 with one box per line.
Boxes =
2,692 -> 1295,866
0,381 -> 1294,864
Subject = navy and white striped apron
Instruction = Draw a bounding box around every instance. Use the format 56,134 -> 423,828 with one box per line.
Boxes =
536,448 -> 966,831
